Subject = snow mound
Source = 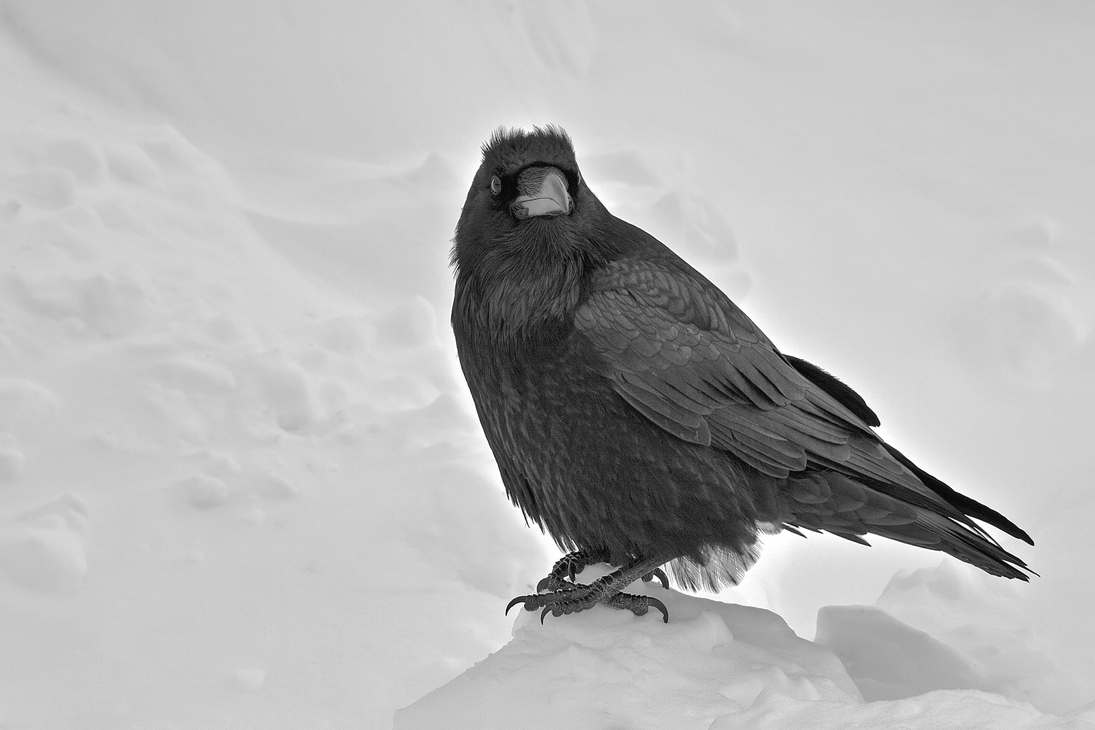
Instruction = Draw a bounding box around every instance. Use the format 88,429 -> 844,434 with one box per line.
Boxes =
0,493 -> 90,594
817,561 -> 1091,715
395,582 -> 857,730
395,583 -> 1089,730
816,604 -> 992,700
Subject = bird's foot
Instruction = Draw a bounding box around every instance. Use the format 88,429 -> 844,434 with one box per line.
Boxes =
509,557 -> 670,623
535,549 -> 610,592
506,581 -> 668,623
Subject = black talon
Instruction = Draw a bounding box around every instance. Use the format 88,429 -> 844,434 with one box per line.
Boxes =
647,596 -> 669,623
505,596 -> 528,615
603,591 -> 670,622
641,567 -> 670,589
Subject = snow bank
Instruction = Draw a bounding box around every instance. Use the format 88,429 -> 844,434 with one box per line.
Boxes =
0,50 -> 543,727
395,576 -> 1094,730
395,581 -> 857,730
818,561 -> 1091,714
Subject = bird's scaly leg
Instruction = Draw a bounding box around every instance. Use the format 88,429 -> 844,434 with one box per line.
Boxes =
508,556 -> 670,623
535,549 -> 610,592
535,550 -> 669,591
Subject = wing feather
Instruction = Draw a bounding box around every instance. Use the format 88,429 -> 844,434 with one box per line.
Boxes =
576,259 -> 881,475
576,258 -> 957,514
575,255 -> 1030,583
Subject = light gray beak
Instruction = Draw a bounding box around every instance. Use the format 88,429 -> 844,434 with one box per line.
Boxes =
512,167 -> 572,219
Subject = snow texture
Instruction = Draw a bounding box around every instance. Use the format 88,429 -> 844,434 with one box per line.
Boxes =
1,1 -> 1093,728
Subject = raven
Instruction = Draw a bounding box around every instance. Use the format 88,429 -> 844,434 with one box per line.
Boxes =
451,126 -> 1033,623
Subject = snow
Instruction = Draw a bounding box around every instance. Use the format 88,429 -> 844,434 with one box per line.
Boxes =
1,1 -> 1093,728
397,587 -> 1094,730
396,580 -> 862,730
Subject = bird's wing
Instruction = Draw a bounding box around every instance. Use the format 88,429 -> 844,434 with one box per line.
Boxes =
574,256 -> 959,513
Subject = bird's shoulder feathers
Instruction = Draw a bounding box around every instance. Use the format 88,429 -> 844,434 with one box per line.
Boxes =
575,253 -> 885,479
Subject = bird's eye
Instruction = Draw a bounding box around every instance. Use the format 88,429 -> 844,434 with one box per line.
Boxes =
490,175 -> 502,195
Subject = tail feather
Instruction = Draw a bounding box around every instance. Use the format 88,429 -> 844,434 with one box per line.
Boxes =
881,443 -> 1034,546
786,466 -> 1033,580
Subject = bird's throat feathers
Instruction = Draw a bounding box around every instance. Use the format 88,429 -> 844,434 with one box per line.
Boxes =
453,227 -> 597,357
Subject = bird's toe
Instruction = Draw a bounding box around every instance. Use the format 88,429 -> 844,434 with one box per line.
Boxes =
641,567 -> 670,589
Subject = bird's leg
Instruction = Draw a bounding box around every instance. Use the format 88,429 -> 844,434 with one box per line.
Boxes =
536,550 -> 669,591
535,548 -> 611,592
508,556 -> 670,623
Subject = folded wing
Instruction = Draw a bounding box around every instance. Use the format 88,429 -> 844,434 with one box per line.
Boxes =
575,255 -> 1032,579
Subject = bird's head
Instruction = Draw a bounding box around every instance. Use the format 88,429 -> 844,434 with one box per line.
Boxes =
452,125 -> 608,279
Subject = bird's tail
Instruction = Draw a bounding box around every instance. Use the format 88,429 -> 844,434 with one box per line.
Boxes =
785,468 -> 1034,581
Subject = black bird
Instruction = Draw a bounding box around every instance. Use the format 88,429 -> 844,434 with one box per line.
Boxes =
450,126 -> 1033,623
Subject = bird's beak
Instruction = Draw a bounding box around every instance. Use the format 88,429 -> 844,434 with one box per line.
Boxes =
512,167 -> 572,219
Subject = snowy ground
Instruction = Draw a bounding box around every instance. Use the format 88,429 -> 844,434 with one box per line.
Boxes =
1,2 -> 1093,728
